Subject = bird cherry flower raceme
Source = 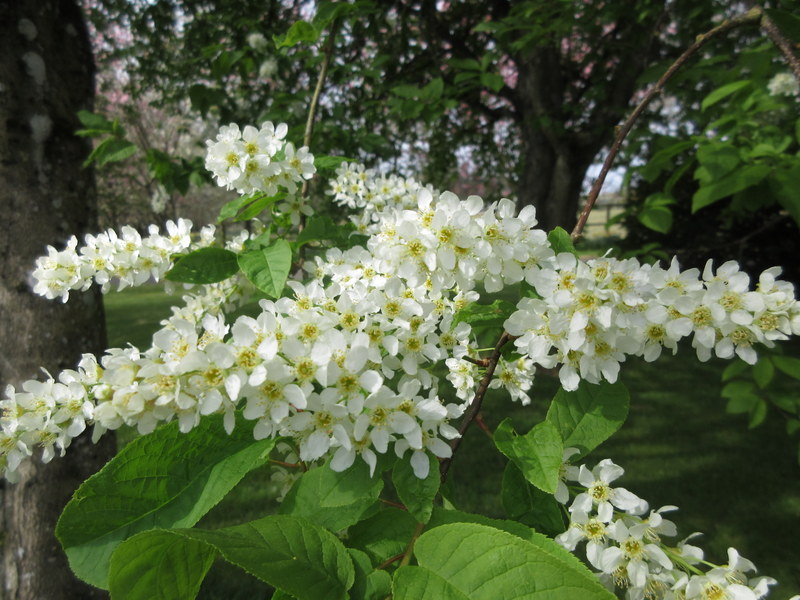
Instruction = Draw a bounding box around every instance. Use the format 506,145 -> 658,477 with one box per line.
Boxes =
19,176 -> 800,487
556,457 -> 777,600
504,253 -> 800,391
19,123 -> 800,502
205,120 -> 315,196
328,162 -> 438,234
32,218 -> 202,301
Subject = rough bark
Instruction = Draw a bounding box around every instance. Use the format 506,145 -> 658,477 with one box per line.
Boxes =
0,1 -> 114,598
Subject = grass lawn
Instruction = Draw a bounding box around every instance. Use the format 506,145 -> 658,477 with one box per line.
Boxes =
104,285 -> 800,599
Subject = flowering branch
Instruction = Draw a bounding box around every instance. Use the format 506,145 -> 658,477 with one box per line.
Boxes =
439,332 -> 512,482
571,7 -> 763,242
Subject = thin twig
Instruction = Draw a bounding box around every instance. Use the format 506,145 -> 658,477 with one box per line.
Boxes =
377,552 -> 405,571
439,332 -> 512,482
571,7 -> 763,242
463,355 -> 490,367
300,19 -> 341,199
399,522 -> 427,568
474,413 -> 493,439
380,498 -> 408,510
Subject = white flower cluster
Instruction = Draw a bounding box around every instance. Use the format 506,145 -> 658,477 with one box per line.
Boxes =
1,267 -> 475,481
505,255 -> 800,391
365,190 -> 553,294
328,162 -> 438,234
767,72 -> 799,97
17,175 -> 800,483
556,455 -> 776,600
31,219 -> 206,302
205,121 -> 315,195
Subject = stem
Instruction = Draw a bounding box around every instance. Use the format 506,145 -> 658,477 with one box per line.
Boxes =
377,553 -> 405,571
474,413 -> 493,439
760,11 -> 800,81
570,7 -> 763,242
268,459 -> 302,469
300,18 -> 341,199
439,332 -> 513,482
463,355 -> 489,367
399,522 -> 426,568
380,498 -> 407,510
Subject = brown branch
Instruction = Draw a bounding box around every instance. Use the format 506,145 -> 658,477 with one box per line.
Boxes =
463,355 -> 490,367
760,11 -> 800,81
439,332 -> 513,482
571,7 -> 763,242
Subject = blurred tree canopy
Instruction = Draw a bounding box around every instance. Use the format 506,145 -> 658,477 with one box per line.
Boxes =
82,0 -> 798,237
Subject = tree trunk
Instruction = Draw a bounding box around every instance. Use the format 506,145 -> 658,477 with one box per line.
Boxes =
512,46 -> 599,233
517,128 -> 596,233
0,1 -> 114,598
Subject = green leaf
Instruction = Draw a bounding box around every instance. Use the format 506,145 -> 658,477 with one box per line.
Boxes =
218,195 -> 254,223
274,20 -> 320,49
77,109 -> 114,131
479,72 -> 505,92
748,398 -> 768,429
411,523 -> 614,599
701,80 -> 752,111
721,380 -> 756,399
640,139 -> 694,182
773,356 -> 800,380
695,143 -> 741,182
237,239 -> 292,298
314,155 -> 353,172
692,164 -> 771,212
725,392 -> 760,415
216,192 -> 282,223
501,462 -> 566,536
494,419 -> 563,494
346,508 -> 418,565
545,381 -> 630,457
393,566 -> 471,600
428,507 -> 536,541
722,360 -> 750,382
108,530 -> 216,600
85,137 -> 138,167
348,548 -> 392,600
391,83 -> 421,99
234,192 -> 284,222
392,454 -> 439,523
165,247 -> 239,284
769,166 -> 800,227
453,299 -> 516,329
420,77 -> 444,101
547,226 -> 577,255
182,515 -> 354,600
56,415 -> 276,589
638,205 -> 672,234
296,215 -> 358,248
279,461 -> 383,532
752,358 -> 775,389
